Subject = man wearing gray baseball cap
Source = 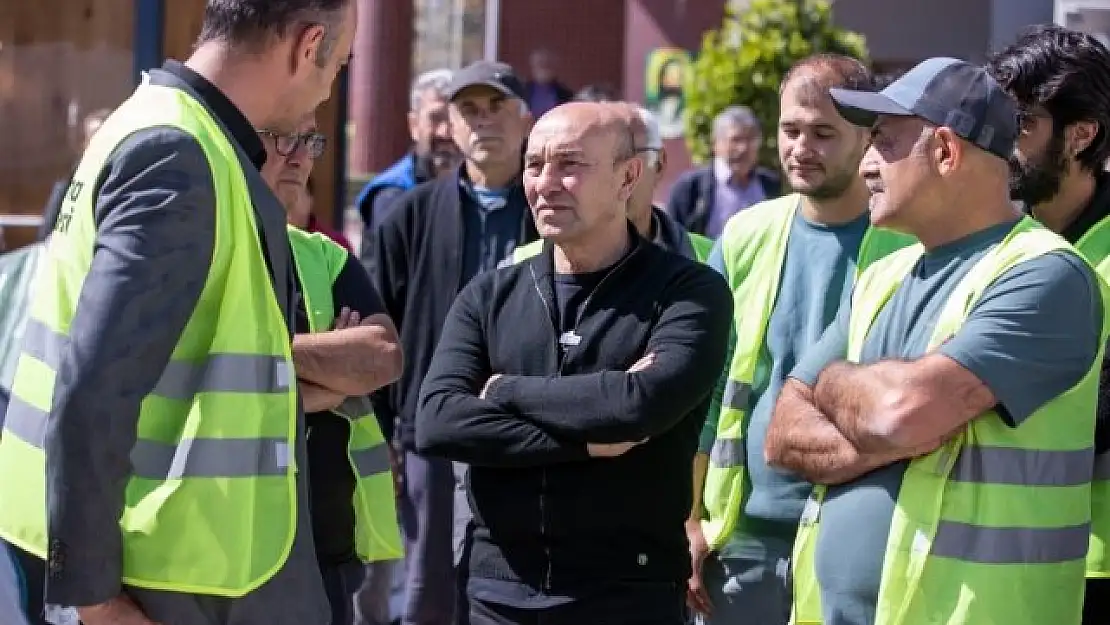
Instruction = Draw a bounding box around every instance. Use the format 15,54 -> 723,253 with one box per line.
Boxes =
766,57 -> 1105,625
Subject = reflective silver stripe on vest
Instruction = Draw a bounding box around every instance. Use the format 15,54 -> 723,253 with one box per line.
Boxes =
1,395 -> 48,448
723,380 -> 751,411
931,520 -> 1090,564
130,437 -> 291,479
710,379 -> 751,468
153,354 -> 291,400
20,319 -> 290,400
21,319 -> 63,369
1095,451 -> 1110,480
709,438 -> 745,468
949,446 -> 1094,486
351,443 -> 391,478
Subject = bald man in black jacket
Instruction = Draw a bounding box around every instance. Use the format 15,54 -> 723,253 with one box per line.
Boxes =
417,102 -> 732,625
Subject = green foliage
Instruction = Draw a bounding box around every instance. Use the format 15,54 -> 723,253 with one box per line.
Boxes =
683,0 -> 868,167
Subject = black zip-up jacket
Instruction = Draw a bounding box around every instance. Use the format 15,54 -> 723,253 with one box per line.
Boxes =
369,168 -> 539,448
416,228 -> 733,593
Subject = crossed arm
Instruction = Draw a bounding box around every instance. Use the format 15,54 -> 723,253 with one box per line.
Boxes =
416,268 -> 733,466
416,280 -> 592,467
766,250 -> 1106,485
293,257 -> 403,411
481,268 -> 733,443
765,342 -> 995,485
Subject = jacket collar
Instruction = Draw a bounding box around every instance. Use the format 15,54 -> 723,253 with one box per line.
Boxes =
528,220 -> 646,280
651,206 -> 696,259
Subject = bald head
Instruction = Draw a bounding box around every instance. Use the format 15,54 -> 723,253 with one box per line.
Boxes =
532,102 -> 637,162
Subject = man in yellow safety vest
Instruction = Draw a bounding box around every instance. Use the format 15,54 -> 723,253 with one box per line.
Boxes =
686,54 -> 911,625
0,2 -> 375,625
259,113 -> 404,625
767,57 -> 1106,625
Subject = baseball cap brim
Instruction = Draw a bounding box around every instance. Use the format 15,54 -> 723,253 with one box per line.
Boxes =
448,81 -> 517,101
828,88 -> 914,128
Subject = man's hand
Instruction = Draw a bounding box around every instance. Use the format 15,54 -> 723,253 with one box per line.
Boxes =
685,518 -> 713,616
77,595 -> 160,625
299,380 -> 346,412
586,439 -> 647,457
479,374 -> 502,399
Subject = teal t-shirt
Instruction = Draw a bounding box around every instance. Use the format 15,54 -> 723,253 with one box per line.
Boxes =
790,219 -> 1103,625
702,208 -> 870,556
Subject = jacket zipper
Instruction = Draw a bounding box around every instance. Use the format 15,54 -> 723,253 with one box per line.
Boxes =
525,243 -> 640,591
529,264 -> 559,591
570,247 -> 639,332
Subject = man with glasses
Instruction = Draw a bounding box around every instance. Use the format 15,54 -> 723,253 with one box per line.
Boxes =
260,115 -> 404,625
260,126 -> 353,251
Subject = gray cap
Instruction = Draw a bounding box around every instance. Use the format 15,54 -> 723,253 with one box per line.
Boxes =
829,57 -> 1019,160
445,60 -> 527,102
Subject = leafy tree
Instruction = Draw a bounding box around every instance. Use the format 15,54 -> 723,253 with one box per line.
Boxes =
683,0 -> 869,167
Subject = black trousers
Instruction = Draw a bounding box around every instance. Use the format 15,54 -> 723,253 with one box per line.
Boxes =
320,559 -> 367,625
468,585 -> 686,625
1084,578 -> 1110,625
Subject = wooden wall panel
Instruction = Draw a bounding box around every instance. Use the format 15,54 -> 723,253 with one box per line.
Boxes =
163,0 -> 344,229
0,0 -> 346,252
0,0 -> 133,249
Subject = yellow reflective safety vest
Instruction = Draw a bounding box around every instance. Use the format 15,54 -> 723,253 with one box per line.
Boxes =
0,83 -> 299,597
701,194 -> 914,549
509,228 -> 713,264
1076,215 -> 1110,579
792,216 -> 1105,625
286,226 -> 403,563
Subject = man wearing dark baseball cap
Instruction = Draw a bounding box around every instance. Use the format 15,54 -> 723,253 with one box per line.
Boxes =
771,57 -> 1105,625
445,60 -> 529,102
366,57 -> 538,625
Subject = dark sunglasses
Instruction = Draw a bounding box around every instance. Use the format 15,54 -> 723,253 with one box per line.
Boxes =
258,130 -> 327,158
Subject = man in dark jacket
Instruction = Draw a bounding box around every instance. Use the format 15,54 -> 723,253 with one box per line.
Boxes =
369,60 -> 537,625
667,106 -> 781,238
356,69 -> 461,272
416,102 -> 732,624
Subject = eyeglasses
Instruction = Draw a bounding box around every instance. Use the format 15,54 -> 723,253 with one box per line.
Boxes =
258,130 -> 327,159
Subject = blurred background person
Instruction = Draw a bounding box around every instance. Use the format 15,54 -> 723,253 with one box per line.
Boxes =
667,106 -> 781,238
356,69 -> 462,265
524,48 -> 573,118
39,108 -> 114,241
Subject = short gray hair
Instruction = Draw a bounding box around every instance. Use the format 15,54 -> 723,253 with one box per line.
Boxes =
712,106 -> 760,140
410,68 -> 453,112
636,106 -> 663,168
